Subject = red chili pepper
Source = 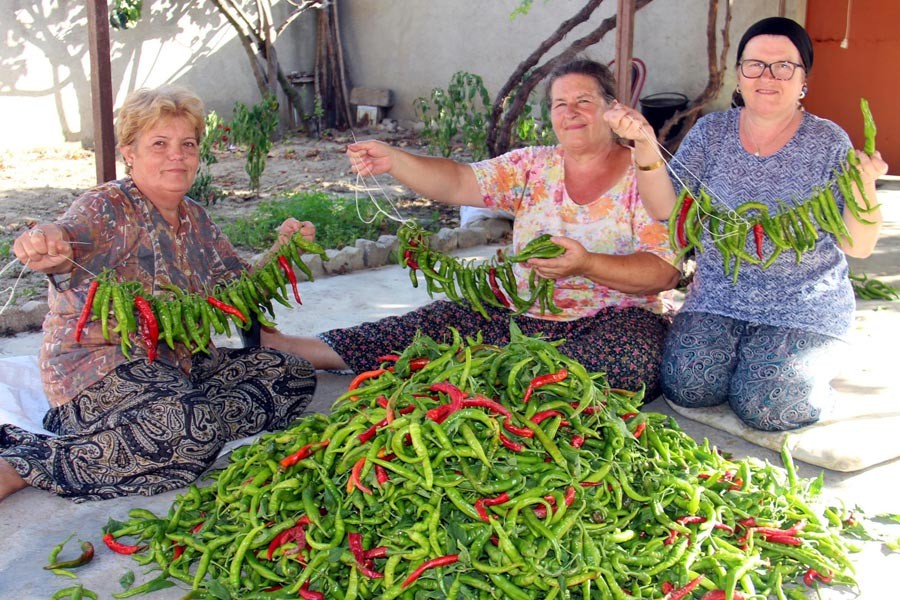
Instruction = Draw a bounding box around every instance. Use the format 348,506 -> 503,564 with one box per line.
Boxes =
75,280 -> 100,343
102,532 -> 145,555
498,432 -> 523,452
278,254 -> 302,304
753,222 -> 765,260
676,195 -> 695,248
375,464 -> 390,485
488,267 -> 511,308
347,457 -> 373,495
376,354 -> 400,363
347,368 -> 388,401
461,395 -> 512,419
266,516 -> 311,560
804,567 -> 833,586
633,422 -> 646,439
401,554 -> 459,588
663,528 -> 679,545
279,440 -> 329,469
563,486 -> 576,506
364,546 -> 389,560
699,592 -> 745,600
134,295 -> 159,363
661,582 -> 675,595
570,435 -> 585,448
348,532 -> 385,579
403,249 -> 419,270
502,420 -> 534,438
358,418 -> 389,444
676,516 -> 707,525
207,296 -> 247,323
299,582 -> 324,600
523,368 -> 569,403
662,575 -> 704,600
531,410 -> 565,425
408,357 -> 430,371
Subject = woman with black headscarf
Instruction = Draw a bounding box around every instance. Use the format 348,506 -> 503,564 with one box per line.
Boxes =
605,17 -> 888,431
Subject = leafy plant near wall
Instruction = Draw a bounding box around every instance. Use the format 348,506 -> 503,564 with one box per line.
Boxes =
229,95 -> 280,197
109,0 -> 143,30
188,111 -> 227,206
414,72 -> 492,160
415,71 -> 554,160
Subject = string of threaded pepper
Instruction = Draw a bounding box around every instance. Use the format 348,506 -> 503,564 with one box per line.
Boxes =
398,221 -> 565,319
670,98 -> 879,283
101,324 -> 869,599
72,234 -> 328,360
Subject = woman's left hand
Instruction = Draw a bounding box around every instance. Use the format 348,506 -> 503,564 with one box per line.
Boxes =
525,236 -> 587,279
854,149 -> 889,186
276,218 -> 316,247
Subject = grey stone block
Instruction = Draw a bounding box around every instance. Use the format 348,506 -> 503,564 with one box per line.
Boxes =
323,246 -> 365,275
355,238 -> 392,268
456,226 -> 489,248
299,254 -> 324,281
350,87 -> 393,107
478,218 -> 513,242
429,228 -> 459,253
377,235 -> 400,262
0,300 -> 48,335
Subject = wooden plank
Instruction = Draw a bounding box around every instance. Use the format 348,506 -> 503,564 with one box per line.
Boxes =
614,0 -> 636,104
86,0 -> 117,184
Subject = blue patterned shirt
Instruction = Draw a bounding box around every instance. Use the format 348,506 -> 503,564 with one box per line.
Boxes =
669,108 -> 855,340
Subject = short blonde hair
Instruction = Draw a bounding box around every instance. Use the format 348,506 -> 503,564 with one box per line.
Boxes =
115,86 -> 205,148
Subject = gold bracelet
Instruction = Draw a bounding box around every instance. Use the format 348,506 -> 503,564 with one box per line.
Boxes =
635,157 -> 665,171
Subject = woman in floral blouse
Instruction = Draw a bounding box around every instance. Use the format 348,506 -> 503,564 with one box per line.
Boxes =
269,59 -> 680,400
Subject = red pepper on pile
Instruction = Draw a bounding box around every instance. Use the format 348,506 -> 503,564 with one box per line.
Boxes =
401,554 -> 459,588
279,439 -> 329,470
348,532 -> 385,579
266,516 -> 311,560
523,368 -> 568,403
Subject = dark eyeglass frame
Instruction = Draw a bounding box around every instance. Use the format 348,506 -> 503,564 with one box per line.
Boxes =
738,60 -> 805,81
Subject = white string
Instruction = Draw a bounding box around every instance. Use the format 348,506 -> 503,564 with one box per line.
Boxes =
0,250 -> 98,316
347,129 -> 413,226
634,126 -> 753,240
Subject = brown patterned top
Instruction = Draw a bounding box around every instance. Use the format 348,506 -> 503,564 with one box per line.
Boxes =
39,178 -> 249,407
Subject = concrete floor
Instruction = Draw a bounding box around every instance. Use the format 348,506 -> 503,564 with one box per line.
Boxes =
1,187 -> 899,598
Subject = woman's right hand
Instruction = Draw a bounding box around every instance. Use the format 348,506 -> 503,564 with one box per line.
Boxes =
12,224 -> 73,274
347,140 -> 394,177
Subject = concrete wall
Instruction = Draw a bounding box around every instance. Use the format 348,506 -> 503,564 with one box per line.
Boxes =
0,0 -> 316,150
0,0 -> 801,150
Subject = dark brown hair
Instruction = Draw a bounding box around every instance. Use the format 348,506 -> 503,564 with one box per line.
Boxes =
544,59 -> 617,106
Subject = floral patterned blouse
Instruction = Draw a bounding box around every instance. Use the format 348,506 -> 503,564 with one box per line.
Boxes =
471,145 -> 676,321
39,178 -> 249,407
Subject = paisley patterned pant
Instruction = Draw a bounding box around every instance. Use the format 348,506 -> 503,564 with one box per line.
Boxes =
321,300 -> 671,401
661,311 -> 843,431
0,347 -> 315,502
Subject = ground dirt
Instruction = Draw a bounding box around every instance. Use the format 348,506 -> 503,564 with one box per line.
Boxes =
0,126 -> 459,332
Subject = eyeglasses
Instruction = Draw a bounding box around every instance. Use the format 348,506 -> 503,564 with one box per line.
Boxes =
738,60 -> 804,81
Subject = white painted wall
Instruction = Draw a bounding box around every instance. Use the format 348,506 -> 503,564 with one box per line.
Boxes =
0,0 -> 804,150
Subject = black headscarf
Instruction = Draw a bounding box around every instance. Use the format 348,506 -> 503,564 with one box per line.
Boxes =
736,16 -> 814,72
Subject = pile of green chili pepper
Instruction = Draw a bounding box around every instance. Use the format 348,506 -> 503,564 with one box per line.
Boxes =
74,234 -> 327,359
849,272 -> 899,301
398,221 -> 565,318
105,323 -> 865,599
670,98 -> 879,283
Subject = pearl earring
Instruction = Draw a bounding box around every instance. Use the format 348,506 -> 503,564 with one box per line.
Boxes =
799,84 -> 808,100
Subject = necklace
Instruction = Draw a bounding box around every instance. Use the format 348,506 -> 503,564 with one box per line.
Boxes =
741,110 -> 798,158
